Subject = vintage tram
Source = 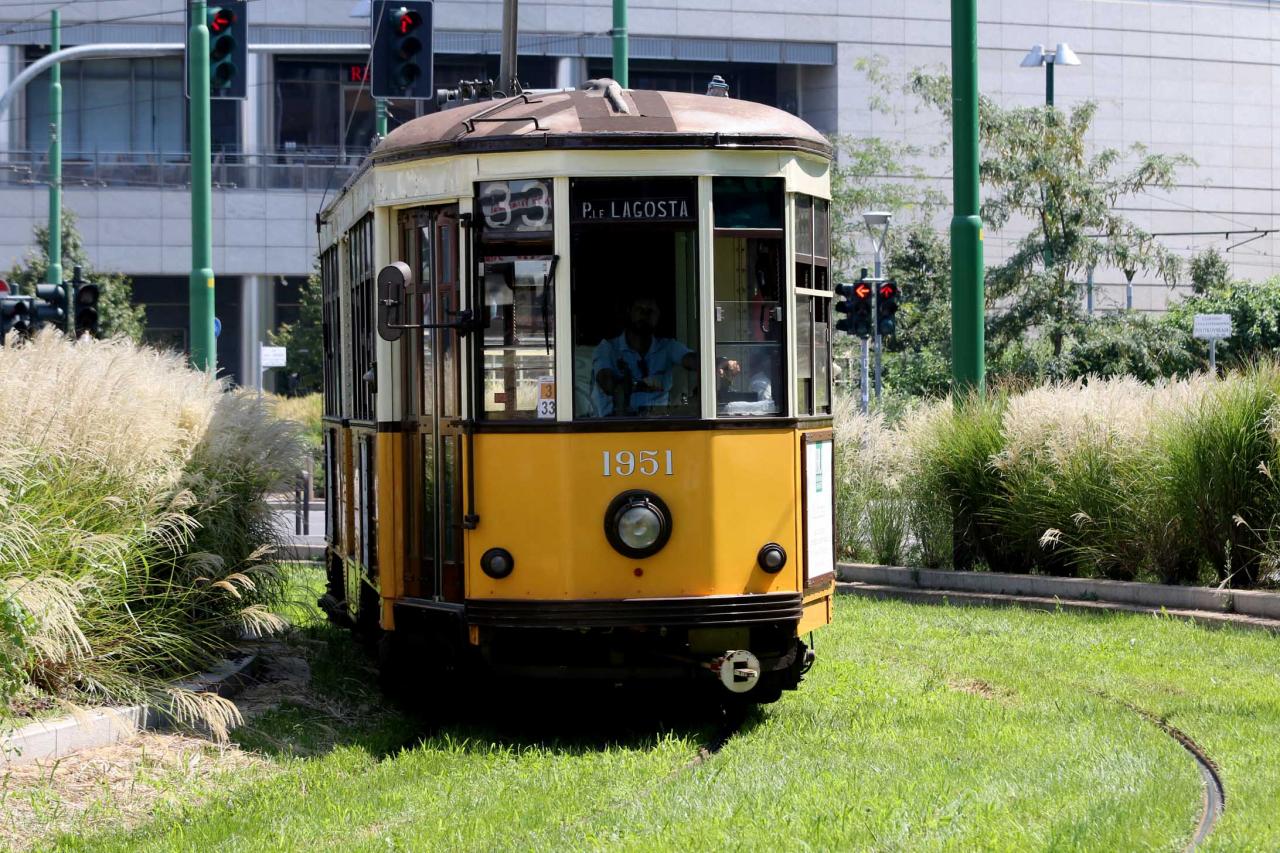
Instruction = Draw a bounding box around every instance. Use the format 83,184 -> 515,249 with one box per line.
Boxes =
318,81 -> 836,702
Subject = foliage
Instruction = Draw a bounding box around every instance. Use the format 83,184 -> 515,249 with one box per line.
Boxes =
1163,276 -> 1280,369
5,210 -> 145,341
268,272 -> 323,395
1190,248 -> 1231,295
835,364 -> 1280,587
0,332 -> 303,730
910,73 -> 1188,359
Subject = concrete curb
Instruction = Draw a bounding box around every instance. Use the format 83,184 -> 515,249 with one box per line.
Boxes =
838,581 -> 1280,633
0,652 -> 259,766
837,563 -> 1280,620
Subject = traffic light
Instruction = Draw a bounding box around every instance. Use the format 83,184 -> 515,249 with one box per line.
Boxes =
371,1 -> 434,100
1,295 -> 33,345
835,273 -> 874,338
34,283 -> 67,328
187,1 -> 247,100
876,280 -> 900,337
74,281 -> 100,339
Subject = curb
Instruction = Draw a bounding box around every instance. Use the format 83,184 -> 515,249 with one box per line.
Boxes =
837,581 -> 1280,633
837,563 -> 1280,620
0,653 -> 259,766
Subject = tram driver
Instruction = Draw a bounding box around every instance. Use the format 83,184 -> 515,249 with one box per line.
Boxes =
592,294 -> 739,416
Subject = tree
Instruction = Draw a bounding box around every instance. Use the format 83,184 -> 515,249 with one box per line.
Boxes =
6,210 -> 145,341
911,74 -> 1188,358
1189,248 -> 1230,295
269,271 -> 322,395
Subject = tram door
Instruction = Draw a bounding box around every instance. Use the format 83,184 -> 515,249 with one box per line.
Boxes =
400,206 -> 466,602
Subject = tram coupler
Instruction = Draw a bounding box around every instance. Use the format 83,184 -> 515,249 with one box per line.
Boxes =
706,649 -> 762,694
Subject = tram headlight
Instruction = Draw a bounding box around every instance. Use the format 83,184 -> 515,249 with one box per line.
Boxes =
757,543 -> 787,573
604,491 -> 672,559
480,547 -> 515,579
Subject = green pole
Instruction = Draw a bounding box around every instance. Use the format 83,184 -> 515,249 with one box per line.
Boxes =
949,0 -> 984,396
188,0 -> 215,372
611,0 -> 628,87
1045,59 -> 1054,107
376,98 -> 387,139
47,10 -> 64,332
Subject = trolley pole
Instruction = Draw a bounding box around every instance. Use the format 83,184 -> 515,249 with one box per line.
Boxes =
950,0 -> 985,397
188,0 -> 216,372
612,0 -> 628,87
46,10 -> 64,331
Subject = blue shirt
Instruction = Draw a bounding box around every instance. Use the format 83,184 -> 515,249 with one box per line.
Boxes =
591,333 -> 692,416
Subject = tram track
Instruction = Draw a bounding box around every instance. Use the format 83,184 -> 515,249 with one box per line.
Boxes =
1110,697 -> 1225,851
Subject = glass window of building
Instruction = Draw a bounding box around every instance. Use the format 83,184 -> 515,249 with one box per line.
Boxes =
712,176 -> 785,416
476,179 -> 556,420
570,177 -> 699,420
24,52 -> 238,156
794,194 -> 832,416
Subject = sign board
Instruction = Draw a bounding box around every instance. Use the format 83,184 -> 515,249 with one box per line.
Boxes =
478,180 -> 553,237
570,177 -> 697,225
1193,314 -> 1232,340
261,345 -> 287,368
804,436 -> 834,583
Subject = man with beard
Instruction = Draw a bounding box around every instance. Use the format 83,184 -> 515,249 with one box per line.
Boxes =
591,294 -> 738,417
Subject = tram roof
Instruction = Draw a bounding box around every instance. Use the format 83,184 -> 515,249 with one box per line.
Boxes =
372,85 -> 832,163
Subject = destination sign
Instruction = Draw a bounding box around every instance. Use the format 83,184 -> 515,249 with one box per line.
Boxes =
574,197 -> 694,223
570,177 -> 697,225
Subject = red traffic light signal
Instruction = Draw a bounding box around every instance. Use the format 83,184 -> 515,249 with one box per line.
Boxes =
876,279 -> 900,336
209,7 -> 235,33
397,10 -> 422,34
878,282 -> 897,300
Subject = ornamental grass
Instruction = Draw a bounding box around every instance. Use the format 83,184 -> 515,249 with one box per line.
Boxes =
0,332 -> 303,736
835,364 -> 1280,587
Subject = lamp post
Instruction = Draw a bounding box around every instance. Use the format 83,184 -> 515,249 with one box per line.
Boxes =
863,211 -> 891,407
1020,42 -> 1080,107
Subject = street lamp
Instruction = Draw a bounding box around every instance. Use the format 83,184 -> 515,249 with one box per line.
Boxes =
1020,42 -> 1080,107
862,211 -> 892,408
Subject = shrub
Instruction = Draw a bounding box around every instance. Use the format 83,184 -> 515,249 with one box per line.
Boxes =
835,364 -> 1280,588
0,332 -> 303,732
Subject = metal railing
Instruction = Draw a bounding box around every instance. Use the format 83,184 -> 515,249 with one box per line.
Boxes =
0,148 -> 363,192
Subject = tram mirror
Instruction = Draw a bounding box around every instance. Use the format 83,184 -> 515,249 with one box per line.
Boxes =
377,261 -> 413,342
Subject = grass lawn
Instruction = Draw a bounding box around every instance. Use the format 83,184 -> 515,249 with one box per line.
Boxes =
39,576 -> 1280,852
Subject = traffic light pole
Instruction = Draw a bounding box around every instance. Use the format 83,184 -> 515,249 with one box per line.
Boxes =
950,0 -> 985,397
859,336 -> 870,414
612,0 -> 628,87
869,221 -> 889,404
376,98 -> 388,138
47,10 -> 65,332
188,0 -> 216,372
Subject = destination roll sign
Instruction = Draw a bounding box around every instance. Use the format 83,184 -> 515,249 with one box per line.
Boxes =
571,178 -> 697,224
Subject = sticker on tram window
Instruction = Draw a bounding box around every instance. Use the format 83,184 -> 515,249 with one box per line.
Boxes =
537,377 -> 556,419
602,450 -> 674,477
478,179 -> 552,236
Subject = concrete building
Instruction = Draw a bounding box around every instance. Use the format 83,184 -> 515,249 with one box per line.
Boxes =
0,0 -> 1274,383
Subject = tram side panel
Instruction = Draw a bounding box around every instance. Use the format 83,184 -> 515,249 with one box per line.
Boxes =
466,429 -> 803,601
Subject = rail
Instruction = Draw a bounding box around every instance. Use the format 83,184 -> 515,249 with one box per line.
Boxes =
0,149 -> 363,193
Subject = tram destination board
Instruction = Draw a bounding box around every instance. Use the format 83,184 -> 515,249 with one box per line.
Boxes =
571,178 -> 697,224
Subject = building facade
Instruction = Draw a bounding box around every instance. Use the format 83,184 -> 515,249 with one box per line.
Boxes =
0,0 -> 1274,384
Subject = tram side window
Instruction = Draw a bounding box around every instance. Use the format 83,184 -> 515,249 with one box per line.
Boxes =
346,214 -> 376,422
476,179 -> 556,420
570,177 -> 700,420
320,244 -> 342,417
794,195 -> 832,416
713,177 -> 784,416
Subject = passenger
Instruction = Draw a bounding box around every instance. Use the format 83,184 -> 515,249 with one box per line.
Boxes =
592,295 -> 739,416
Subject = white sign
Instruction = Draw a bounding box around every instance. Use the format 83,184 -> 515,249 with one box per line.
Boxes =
261,345 -> 288,368
1193,314 -> 1232,340
536,377 -> 556,420
805,438 -> 835,582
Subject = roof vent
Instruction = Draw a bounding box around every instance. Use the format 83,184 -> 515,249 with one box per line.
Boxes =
580,78 -> 631,115
707,75 -> 729,97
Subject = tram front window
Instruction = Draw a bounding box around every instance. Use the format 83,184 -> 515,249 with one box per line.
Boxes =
570,177 -> 701,419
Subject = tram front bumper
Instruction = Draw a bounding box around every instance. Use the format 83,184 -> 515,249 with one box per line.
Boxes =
463,591 -> 802,630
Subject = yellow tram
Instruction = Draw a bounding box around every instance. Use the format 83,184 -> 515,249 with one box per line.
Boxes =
318,81 -> 835,703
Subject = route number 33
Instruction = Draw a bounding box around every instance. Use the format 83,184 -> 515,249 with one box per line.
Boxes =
602,450 -> 674,477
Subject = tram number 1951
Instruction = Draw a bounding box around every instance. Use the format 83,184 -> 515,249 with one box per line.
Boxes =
602,450 -> 674,477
